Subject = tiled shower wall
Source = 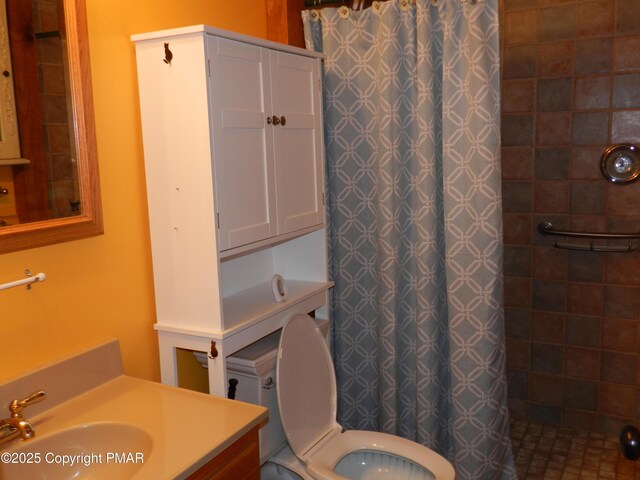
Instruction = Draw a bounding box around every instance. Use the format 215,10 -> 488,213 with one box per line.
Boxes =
501,0 -> 640,434
33,0 -> 79,217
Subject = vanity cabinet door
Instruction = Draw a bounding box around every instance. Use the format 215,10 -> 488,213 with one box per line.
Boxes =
270,50 -> 324,235
208,36 -> 277,251
187,425 -> 260,480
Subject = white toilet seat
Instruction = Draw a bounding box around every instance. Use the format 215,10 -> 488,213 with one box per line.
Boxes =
276,314 -> 456,480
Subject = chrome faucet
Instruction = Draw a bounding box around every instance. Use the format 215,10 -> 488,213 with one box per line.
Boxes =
0,390 -> 46,448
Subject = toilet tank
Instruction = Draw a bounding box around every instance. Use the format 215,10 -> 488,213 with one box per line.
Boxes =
226,318 -> 330,464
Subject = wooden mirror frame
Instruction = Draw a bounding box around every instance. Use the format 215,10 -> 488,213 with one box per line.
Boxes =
0,0 -> 102,255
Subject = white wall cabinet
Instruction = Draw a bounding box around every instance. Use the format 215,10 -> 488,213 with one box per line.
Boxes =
209,37 -> 324,251
133,26 -> 331,397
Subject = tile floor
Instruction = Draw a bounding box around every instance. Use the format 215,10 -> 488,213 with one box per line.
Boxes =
510,420 -> 640,479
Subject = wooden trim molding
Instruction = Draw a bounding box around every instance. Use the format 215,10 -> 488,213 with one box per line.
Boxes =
266,0 -> 306,48
0,0 -> 103,254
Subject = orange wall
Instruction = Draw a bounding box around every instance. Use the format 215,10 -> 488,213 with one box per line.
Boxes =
0,0 -> 268,382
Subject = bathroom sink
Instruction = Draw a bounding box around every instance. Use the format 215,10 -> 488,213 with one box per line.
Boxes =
0,422 -> 152,479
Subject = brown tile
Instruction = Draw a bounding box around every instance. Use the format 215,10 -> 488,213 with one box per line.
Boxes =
529,372 -> 563,405
505,276 -> 532,308
534,181 -> 569,213
598,383 -> 635,417
566,282 -> 603,316
538,42 -> 574,77
567,249 -> 603,282
565,347 -> 600,380
606,181 -> 640,216
504,213 -> 532,244
502,147 -> 534,180
532,311 -> 565,344
563,409 -> 598,432
600,351 -> 636,385
504,45 -> 538,79
503,79 -> 536,113
505,245 -> 532,277
572,112 -> 609,146
539,0 -> 573,5
615,0 -> 640,35
611,110 -> 640,144
46,124 -> 71,154
532,246 -> 567,280
575,38 -> 613,75
575,76 -> 611,111
537,112 -> 572,145
570,182 -> 605,215
566,314 -> 601,348
601,317 -> 638,352
576,0 -> 614,39
613,74 -> 640,109
564,378 -> 598,411
540,5 -> 576,41
508,369 -> 529,400
613,36 -> 640,72
569,215 -> 606,234
43,94 -> 68,123
538,78 -> 572,112
507,337 -> 531,370
571,146 -> 606,180
505,0 -> 538,9
539,41 -> 574,77
503,114 -> 535,146
603,285 -> 640,320
532,279 -> 566,312
531,343 -> 564,374
503,181 -> 533,212
506,308 -> 532,339
529,404 -> 561,424
535,148 -> 570,180
505,9 -> 539,44
603,252 -> 640,286
41,64 -> 66,95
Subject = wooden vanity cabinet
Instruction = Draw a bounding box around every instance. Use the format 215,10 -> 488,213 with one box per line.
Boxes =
133,26 -> 331,399
187,425 -> 260,480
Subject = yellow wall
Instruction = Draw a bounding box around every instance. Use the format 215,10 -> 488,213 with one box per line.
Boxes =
0,0 -> 268,382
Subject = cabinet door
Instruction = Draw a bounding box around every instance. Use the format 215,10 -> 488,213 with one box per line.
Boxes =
208,37 -> 277,251
269,51 -> 324,234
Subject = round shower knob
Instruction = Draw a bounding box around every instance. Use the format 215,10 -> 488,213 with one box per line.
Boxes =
601,144 -> 640,184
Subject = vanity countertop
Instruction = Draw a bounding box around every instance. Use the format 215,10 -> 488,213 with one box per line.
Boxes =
0,340 -> 267,480
20,375 -> 268,479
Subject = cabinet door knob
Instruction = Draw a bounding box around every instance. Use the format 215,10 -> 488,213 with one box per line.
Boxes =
267,115 -> 286,126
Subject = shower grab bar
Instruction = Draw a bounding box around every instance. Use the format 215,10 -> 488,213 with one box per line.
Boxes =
538,222 -> 640,252
0,272 -> 46,292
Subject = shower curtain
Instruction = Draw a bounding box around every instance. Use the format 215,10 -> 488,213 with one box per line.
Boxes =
302,0 -> 515,478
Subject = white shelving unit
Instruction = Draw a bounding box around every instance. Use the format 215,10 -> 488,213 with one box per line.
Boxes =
133,26 -> 331,397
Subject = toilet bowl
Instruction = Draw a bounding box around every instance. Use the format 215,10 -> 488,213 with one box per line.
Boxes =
276,314 -> 456,480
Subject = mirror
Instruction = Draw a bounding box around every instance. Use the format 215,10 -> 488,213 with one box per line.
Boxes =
0,0 -> 102,254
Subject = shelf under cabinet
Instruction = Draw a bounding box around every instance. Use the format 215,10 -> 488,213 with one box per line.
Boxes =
221,279 -> 333,337
155,280 -> 333,341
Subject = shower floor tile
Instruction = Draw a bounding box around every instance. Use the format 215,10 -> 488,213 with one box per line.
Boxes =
510,420 -> 640,479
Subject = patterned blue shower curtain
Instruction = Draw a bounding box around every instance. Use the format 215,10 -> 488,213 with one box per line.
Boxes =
303,0 -> 515,478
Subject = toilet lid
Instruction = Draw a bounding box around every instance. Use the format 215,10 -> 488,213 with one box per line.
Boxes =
276,314 -> 340,460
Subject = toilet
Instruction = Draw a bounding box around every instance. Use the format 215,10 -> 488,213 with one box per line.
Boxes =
273,313 -> 456,480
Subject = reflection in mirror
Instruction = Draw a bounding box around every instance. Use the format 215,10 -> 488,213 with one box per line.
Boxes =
0,0 -> 102,254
